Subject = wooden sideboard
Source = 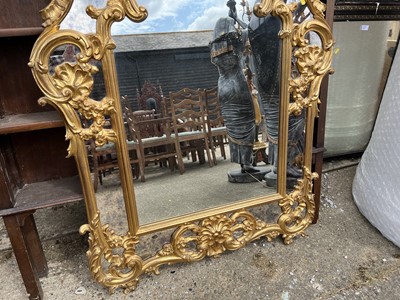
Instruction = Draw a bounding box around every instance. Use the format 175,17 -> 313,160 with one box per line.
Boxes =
0,2 -> 83,299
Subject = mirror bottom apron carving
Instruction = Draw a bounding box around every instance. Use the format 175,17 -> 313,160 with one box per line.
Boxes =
80,165 -> 317,293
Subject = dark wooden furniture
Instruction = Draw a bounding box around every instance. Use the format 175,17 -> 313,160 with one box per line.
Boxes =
0,2 -> 83,299
124,107 -> 185,182
311,1 -> 400,224
311,0 -> 334,223
204,87 -> 227,165
136,81 -> 164,114
169,88 -> 214,167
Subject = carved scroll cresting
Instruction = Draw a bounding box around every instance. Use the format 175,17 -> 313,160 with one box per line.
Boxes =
29,0 -> 332,294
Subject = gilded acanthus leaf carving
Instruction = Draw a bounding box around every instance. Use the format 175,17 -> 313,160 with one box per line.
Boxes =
52,62 -> 96,104
196,215 -> 235,256
80,212 -> 143,294
288,0 -> 334,116
28,0 -> 333,295
40,0 -> 72,28
295,46 -> 325,76
52,62 -> 117,146
78,181 -> 319,292
278,167 -> 318,244
289,46 -> 324,116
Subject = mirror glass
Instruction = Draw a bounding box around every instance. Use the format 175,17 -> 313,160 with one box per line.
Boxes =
285,3 -> 322,194
60,1 -> 285,227
49,41 -> 130,234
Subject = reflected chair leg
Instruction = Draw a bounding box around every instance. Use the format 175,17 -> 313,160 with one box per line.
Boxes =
174,140 -> 185,174
190,149 -> 197,162
3,213 -> 45,300
209,134 -> 217,166
165,144 -> 175,171
93,173 -> 98,192
98,170 -> 103,186
92,155 -> 99,192
167,156 -> 175,172
219,136 -> 226,159
203,137 -> 214,167
138,148 -> 146,182
196,142 -> 206,164
128,150 -> 139,179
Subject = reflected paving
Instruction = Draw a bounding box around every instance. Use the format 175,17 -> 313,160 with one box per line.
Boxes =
95,146 -> 276,227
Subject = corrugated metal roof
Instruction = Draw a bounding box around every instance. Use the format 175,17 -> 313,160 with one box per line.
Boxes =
113,30 -> 214,52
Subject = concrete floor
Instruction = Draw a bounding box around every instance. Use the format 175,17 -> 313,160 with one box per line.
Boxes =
1,159 -> 400,299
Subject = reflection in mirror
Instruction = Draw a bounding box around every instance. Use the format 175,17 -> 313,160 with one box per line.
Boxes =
30,0 -> 334,293
49,44 -> 79,75
60,0 -> 107,33
49,40 -> 130,234
104,1 -> 283,225
286,1 -> 324,194
55,1 -> 288,227
247,4 -> 282,188
53,1 -> 286,224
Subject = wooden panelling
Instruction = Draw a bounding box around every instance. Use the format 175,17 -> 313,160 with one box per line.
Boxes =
11,128 -> 77,184
0,35 -> 48,115
0,1 -> 49,29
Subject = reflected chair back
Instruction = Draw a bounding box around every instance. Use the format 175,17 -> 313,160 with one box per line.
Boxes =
169,88 -> 214,167
205,87 -> 227,164
122,97 -> 184,182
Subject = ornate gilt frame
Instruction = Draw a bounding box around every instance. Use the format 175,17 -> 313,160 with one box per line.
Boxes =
29,0 -> 333,293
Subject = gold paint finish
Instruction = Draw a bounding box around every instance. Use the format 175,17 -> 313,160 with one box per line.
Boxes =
29,0 -> 333,293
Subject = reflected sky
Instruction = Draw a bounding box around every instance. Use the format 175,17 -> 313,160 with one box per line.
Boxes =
60,0 -> 247,35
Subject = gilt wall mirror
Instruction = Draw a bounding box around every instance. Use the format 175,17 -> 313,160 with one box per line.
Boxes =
29,0 -> 333,293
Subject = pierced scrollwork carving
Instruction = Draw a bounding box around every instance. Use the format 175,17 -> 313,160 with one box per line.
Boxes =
78,166 -> 318,292
279,167 -> 318,244
51,62 -> 117,146
288,0 -> 334,116
289,45 -> 325,116
29,0 -> 333,295
29,0 -> 149,150
80,212 -> 143,294
40,0 -> 72,28
35,61 -> 117,147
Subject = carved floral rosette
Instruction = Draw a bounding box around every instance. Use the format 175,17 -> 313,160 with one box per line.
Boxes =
29,0 -> 332,294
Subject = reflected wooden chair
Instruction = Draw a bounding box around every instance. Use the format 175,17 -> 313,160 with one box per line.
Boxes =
136,81 -> 164,115
82,117 -> 124,192
169,88 -> 214,167
86,139 -> 119,191
123,103 -> 185,182
205,87 -> 227,165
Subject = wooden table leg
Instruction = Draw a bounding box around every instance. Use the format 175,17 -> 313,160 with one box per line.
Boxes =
21,213 -> 48,277
3,213 -> 45,300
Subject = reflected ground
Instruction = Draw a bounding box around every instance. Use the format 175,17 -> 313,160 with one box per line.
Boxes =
55,0 -> 289,234
95,145 -> 277,229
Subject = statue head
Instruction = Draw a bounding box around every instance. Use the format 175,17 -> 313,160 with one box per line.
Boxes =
210,17 -> 245,60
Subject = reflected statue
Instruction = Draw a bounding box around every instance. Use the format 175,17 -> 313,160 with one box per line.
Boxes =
210,17 -> 262,182
248,11 -> 305,187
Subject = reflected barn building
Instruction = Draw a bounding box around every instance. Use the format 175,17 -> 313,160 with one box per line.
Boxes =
91,31 -> 220,111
